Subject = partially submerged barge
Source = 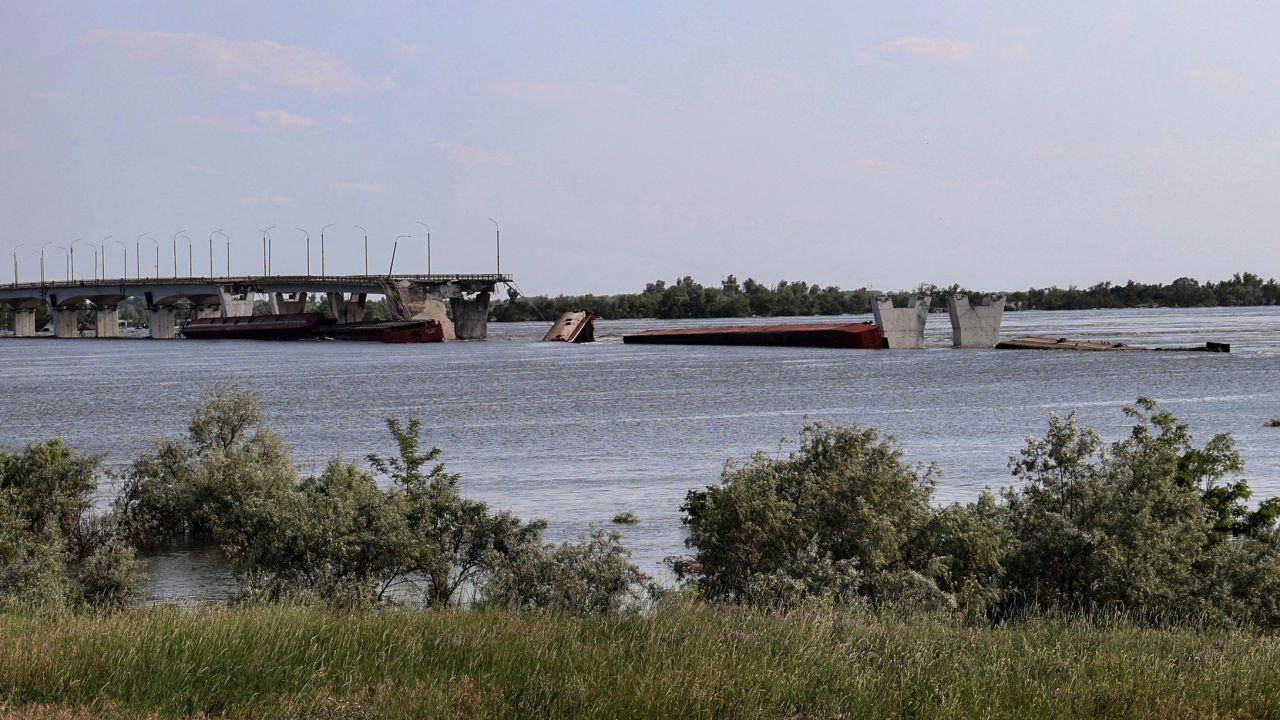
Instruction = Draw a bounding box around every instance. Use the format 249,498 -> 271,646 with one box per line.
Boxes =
181,313 -> 444,343
996,335 -> 1230,353
543,311 -> 595,343
622,321 -> 884,349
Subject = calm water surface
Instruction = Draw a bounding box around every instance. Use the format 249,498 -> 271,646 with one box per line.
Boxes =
2,306 -> 1278,601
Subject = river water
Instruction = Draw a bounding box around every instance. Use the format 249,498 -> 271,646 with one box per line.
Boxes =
2,306 -> 1279,601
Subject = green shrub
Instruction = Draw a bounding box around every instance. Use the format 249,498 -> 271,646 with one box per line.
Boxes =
0,439 -> 101,558
75,538 -> 144,611
114,385 -> 297,546
676,422 -> 983,610
482,528 -> 650,614
1000,398 -> 1280,622
611,511 -> 638,524
0,490 -> 67,610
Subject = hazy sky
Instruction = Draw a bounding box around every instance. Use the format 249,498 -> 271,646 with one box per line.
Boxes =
1,2 -> 1276,294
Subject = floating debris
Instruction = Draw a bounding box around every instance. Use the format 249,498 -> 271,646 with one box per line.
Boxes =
543,310 -> 595,343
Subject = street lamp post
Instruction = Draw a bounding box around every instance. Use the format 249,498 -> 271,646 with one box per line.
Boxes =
392,235 -> 410,275
38,242 -> 51,284
135,234 -> 151,280
11,243 -> 21,286
170,231 -> 185,278
208,230 -> 222,277
213,230 -> 230,276
101,236 -> 112,279
354,225 -> 368,275
113,239 -> 127,281
180,233 -> 192,277
69,239 -> 82,281
91,247 -> 98,281
488,218 -> 500,275
148,237 -> 160,278
258,226 -> 276,276
320,224 -> 333,277
417,221 -> 431,275
296,228 -> 311,276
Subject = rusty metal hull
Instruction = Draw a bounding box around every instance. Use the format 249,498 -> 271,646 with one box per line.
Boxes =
623,322 -> 884,349
543,311 -> 595,343
181,313 -> 324,340
182,313 -> 444,343
996,335 -> 1230,353
320,320 -> 444,343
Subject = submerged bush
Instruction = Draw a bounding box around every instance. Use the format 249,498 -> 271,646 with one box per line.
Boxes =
114,385 -> 296,547
0,490 -> 67,610
676,422 -> 986,611
75,538 -> 145,611
678,400 -> 1280,626
482,528 -> 650,614
0,439 -> 101,558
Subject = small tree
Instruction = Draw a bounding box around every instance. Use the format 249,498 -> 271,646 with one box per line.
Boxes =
0,490 -> 67,610
115,385 -> 296,546
482,528 -> 649,614
76,538 -> 145,611
677,422 -> 960,608
0,440 -> 101,558
368,418 -> 546,607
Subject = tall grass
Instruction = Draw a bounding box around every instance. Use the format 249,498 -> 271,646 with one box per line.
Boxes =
2,604 -> 1279,719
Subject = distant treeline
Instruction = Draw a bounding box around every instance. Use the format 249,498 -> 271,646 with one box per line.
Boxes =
490,272 -> 1280,321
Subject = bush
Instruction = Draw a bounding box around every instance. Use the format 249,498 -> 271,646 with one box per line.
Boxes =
678,400 -> 1280,626
76,538 -> 145,611
114,385 -> 297,546
611,511 -> 638,524
0,490 -> 67,610
482,528 -> 650,614
1001,398 -> 1280,623
676,422 -> 982,610
0,439 -> 101,558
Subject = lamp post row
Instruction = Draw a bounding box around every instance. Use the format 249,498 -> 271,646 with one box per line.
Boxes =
5,221 -> 502,286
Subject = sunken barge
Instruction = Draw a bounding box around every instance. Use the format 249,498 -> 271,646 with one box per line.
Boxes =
181,313 -> 444,343
622,321 -> 884,349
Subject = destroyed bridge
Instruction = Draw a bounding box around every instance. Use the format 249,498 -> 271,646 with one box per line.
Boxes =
0,273 -> 512,340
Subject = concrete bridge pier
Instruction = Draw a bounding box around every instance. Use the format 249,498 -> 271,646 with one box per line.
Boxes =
270,292 -> 308,315
95,305 -> 120,338
148,305 -> 178,339
872,294 -> 930,349
13,308 -> 36,337
450,291 -> 491,340
53,306 -> 81,338
947,294 -> 1005,348
327,292 -> 366,323
218,289 -> 254,317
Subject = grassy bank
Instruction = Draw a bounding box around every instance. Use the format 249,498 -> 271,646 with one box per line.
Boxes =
1,605 -> 1278,719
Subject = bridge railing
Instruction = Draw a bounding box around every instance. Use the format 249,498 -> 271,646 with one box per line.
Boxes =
2,273 -> 513,291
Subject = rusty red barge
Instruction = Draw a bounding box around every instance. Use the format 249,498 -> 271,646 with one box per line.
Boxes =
181,313 -> 444,343
622,321 -> 884,349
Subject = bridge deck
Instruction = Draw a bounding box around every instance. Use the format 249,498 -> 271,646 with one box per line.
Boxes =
1,273 -> 512,293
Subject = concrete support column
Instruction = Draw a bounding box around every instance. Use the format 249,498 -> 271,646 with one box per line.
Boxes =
272,292 -> 307,315
53,306 -> 81,338
13,308 -> 36,337
947,293 -> 1005,348
218,289 -> 254,318
95,305 -> 120,338
147,305 -> 178,339
327,292 -> 366,323
449,291 -> 491,340
194,304 -> 220,319
872,294 -> 930,349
